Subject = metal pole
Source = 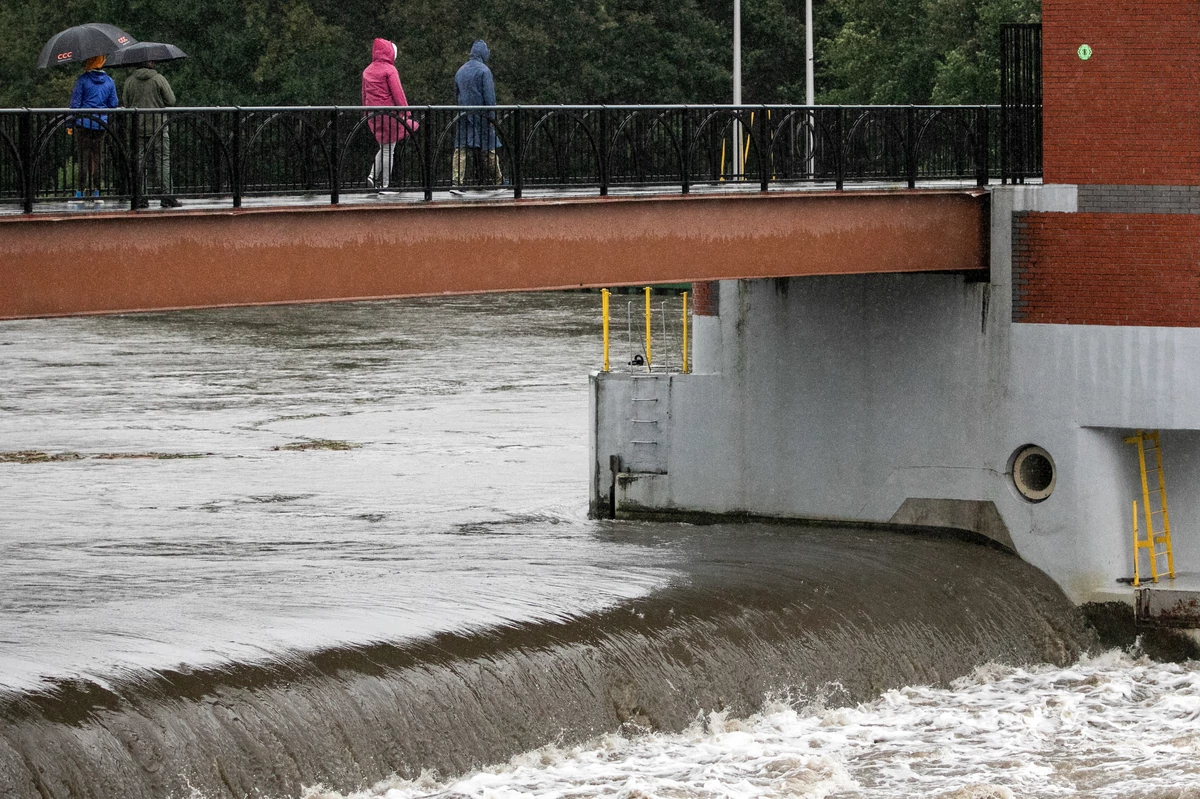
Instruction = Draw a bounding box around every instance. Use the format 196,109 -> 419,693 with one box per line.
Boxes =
644,286 -> 652,368
733,0 -> 742,106
329,108 -> 340,205
805,0 -> 815,180
733,0 -> 742,179
681,291 -> 689,374
19,111 -> 33,214
805,0 -> 814,107
602,289 -> 611,372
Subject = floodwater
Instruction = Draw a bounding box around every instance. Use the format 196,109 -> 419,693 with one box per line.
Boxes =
0,293 -> 1185,798
0,293 -> 667,691
309,651 -> 1200,799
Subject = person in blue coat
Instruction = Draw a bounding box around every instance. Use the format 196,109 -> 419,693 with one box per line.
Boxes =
453,40 -> 502,187
69,55 -> 119,203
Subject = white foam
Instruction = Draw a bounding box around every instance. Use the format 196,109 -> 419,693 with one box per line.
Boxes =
300,652 -> 1200,798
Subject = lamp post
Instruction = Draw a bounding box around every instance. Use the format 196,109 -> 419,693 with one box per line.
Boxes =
733,0 -> 742,106
806,0 -> 814,106
733,0 -> 742,177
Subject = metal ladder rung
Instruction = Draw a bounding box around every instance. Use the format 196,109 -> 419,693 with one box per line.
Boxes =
631,419 -> 658,424
631,398 -> 658,402
1128,429 -> 1176,586
631,440 -> 658,445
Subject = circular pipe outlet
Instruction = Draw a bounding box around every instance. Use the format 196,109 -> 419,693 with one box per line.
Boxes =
1011,445 -> 1056,503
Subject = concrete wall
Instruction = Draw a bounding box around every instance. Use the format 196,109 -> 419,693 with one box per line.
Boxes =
591,185 -> 1200,603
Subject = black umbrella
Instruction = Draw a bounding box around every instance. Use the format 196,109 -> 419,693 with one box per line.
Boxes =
37,23 -> 137,68
108,42 -> 188,67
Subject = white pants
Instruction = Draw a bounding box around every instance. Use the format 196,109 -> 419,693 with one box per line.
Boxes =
369,142 -> 396,188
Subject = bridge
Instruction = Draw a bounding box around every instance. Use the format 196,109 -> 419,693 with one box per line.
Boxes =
0,104 -> 1037,319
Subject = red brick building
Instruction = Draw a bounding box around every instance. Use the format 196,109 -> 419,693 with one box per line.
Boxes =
1014,0 -> 1200,326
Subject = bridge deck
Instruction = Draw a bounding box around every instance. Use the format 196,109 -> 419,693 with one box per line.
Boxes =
0,185 -> 989,320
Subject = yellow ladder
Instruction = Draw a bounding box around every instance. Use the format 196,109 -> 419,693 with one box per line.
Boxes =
1125,429 -> 1175,585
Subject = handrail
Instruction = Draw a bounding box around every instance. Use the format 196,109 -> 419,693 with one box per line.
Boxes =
0,104 -> 1036,213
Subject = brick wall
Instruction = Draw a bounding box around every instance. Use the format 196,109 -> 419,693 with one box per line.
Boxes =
1042,0 -> 1200,185
1013,213 -> 1200,325
692,281 -> 719,316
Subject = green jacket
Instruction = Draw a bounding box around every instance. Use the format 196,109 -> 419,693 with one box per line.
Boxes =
122,68 -> 176,110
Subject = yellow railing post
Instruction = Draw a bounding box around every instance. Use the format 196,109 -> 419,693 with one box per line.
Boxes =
601,289 -> 610,372
681,291 -> 689,374
643,286 -> 652,367
1132,500 -> 1141,587
743,111 -> 754,169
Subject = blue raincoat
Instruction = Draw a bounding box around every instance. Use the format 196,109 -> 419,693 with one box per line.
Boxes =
454,40 -> 498,149
70,70 -> 118,130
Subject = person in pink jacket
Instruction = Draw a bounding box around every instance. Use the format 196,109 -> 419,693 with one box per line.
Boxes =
361,38 -> 417,193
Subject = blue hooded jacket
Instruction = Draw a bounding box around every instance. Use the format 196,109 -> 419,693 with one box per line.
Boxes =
454,40 -> 498,149
70,70 -> 118,130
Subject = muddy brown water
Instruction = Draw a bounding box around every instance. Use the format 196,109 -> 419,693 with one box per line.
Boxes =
0,294 -> 1091,798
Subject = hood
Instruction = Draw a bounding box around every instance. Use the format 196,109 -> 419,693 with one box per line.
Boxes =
470,40 -> 490,63
131,67 -> 158,81
372,38 -> 396,63
83,70 -> 109,84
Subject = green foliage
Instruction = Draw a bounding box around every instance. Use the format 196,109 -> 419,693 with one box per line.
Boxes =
0,0 -> 1038,108
819,0 -> 1040,104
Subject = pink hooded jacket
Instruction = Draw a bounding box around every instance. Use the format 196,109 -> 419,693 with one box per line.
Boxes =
362,38 -> 417,143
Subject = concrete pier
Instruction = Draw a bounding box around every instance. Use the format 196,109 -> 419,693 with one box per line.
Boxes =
591,184 -> 1200,605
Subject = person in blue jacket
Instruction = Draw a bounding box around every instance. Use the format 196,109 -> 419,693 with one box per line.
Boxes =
453,40 -> 502,187
69,55 -> 119,203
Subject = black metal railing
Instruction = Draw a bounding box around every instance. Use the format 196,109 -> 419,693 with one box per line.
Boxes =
1001,23 -> 1043,184
0,104 -> 1035,212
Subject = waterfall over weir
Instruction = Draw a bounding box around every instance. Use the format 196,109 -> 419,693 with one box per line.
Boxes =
0,525 -> 1092,799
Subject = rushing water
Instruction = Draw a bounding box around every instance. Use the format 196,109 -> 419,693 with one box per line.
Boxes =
0,293 -> 1168,799
305,651 -> 1200,799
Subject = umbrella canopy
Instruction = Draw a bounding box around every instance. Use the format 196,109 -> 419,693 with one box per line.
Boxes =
107,41 -> 187,67
37,23 -> 137,68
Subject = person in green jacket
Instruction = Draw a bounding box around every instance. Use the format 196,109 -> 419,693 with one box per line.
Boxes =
123,62 -> 180,208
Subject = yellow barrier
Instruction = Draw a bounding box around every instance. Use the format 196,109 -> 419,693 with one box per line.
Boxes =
644,286 -> 652,367
682,291 -> 689,374
601,288 -> 610,372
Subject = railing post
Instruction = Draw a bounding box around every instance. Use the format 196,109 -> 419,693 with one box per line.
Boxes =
759,105 -> 769,192
512,107 -> 522,200
905,105 -> 917,189
19,110 -> 33,214
644,286 -> 652,367
129,109 -> 141,210
976,107 -> 990,187
681,108 -> 690,195
835,108 -> 844,191
329,108 -> 340,205
598,107 -> 608,197
601,288 -> 611,372
232,108 -> 243,208
681,291 -> 689,374
423,107 -> 434,201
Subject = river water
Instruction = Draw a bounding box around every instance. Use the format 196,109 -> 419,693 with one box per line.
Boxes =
0,293 -> 1190,798
0,293 -> 667,692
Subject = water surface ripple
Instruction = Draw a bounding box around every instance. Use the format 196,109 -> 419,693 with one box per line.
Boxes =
0,294 -> 1098,799
0,294 -> 668,691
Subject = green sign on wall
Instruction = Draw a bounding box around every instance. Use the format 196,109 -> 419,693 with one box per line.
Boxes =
1078,44 -> 1093,60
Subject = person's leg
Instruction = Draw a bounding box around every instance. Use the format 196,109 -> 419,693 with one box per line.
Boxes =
73,130 -> 87,197
140,134 -> 159,196
487,150 -> 503,185
82,130 -> 101,194
160,127 -> 171,195
452,148 -> 466,186
370,145 -> 384,187
380,142 -> 396,189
